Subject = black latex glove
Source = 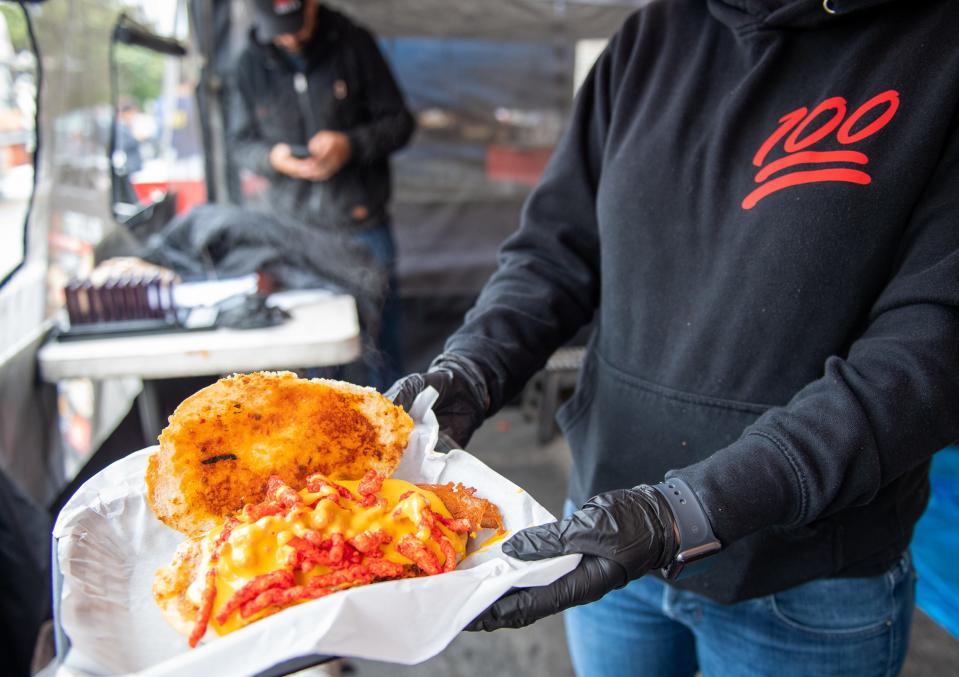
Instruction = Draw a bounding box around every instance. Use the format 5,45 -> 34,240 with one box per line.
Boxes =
466,485 -> 678,631
384,353 -> 490,448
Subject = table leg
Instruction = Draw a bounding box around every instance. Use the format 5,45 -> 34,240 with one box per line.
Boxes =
137,379 -> 164,445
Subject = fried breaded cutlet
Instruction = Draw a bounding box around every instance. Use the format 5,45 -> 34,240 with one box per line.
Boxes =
146,372 -> 414,536
417,482 -> 505,532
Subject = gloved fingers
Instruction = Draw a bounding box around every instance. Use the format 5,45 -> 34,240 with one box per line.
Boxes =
434,432 -> 458,453
501,520 -> 569,561
504,491 -> 670,574
383,373 -> 425,411
464,587 -> 536,632
383,370 -> 482,447
502,507 -> 614,561
464,556 -> 627,632
439,416 -> 479,449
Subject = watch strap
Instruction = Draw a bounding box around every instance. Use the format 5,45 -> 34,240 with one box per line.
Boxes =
652,478 -> 721,580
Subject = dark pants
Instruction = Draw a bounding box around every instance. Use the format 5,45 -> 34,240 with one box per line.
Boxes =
352,223 -> 404,390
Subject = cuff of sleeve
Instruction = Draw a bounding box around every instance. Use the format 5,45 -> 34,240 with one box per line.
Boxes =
666,431 -> 805,545
256,146 -> 277,178
346,130 -> 370,165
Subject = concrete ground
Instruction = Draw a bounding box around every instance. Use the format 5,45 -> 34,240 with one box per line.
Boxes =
349,407 -> 959,677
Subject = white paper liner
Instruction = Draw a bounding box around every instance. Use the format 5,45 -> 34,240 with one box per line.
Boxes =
53,389 -> 579,676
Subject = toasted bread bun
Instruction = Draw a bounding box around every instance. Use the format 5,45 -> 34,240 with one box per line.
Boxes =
146,372 -> 413,536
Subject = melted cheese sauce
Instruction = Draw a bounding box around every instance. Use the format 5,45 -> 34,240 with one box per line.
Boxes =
477,529 -> 508,551
187,478 -> 467,635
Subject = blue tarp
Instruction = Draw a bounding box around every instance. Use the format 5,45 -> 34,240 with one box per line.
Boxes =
912,446 -> 959,639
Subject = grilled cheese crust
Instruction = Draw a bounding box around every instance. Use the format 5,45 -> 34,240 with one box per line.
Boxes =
146,372 -> 414,536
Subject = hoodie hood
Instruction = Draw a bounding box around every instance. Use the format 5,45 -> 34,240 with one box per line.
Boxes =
707,0 -> 902,30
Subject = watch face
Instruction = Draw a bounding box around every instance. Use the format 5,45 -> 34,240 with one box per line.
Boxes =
680,541 -> 723,563
663,541 -> 721,581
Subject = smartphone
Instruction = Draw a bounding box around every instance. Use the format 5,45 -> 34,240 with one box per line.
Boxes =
289,144 -> 311,159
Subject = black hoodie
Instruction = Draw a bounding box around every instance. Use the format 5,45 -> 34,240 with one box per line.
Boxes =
229,5 -> 414,231
445,0 -> 959,602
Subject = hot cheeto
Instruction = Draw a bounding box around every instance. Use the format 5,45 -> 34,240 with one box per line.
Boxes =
159,470 -> 495,646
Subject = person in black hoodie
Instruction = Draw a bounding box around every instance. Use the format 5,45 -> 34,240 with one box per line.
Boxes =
387,0 -> 959,674
230,0 -> 415,387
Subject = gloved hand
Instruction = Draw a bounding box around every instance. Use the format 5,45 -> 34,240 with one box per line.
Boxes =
384,353 -> 490,448
466,485 -> 679,631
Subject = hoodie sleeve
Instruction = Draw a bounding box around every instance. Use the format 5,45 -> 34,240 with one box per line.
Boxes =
442,33 -> 625,413
227,56 -> 276,177
670,114 -> 959,545
345,28 -> 415,165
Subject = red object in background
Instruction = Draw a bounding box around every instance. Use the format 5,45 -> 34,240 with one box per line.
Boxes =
241,172 -> 271,199
486,145 -> 553,187
132,179 -> 207,215
2,143 -> 30,167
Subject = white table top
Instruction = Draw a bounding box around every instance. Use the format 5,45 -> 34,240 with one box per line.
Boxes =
37,293 -> 361,381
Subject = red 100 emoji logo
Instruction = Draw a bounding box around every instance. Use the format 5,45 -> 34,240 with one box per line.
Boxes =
742,90 -> 900,210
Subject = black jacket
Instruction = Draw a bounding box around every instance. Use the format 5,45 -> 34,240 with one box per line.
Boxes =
445,0 -> 959,602
229,5 -> 415,231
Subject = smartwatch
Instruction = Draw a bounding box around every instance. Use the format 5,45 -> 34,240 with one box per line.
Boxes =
652,478 -> 721,580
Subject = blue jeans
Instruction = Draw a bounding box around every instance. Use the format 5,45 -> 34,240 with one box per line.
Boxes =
351,223 -> 404,390
562,503 -> 916,677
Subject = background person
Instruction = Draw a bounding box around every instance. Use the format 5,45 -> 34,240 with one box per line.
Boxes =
113,99 -> 143,207
230,0 -> 415,388
387,0 -> 959,674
